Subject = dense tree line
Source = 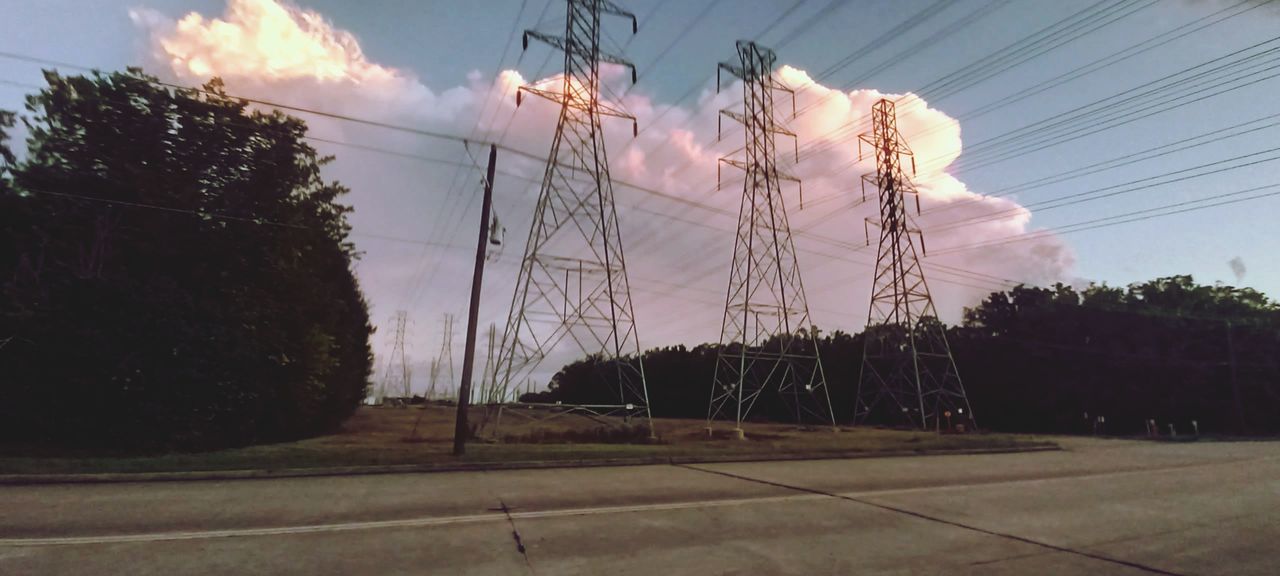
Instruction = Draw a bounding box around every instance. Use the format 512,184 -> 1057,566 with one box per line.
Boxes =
529,277 -> 1280,435
0,70 -> 373,451
953,278 -> 1279,435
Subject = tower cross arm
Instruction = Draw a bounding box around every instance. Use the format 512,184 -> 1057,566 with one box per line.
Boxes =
516,85 -> 637,136
766,79 -> 795,95
719,109 -> 747,126
717,62 -> 748,87
717,110 -> 796,139
522,31 -> 637,83
598,0 -> 639,32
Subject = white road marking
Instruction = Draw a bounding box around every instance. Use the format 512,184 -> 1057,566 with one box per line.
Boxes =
0,493 -> 828,547
2,453 -> 1268,548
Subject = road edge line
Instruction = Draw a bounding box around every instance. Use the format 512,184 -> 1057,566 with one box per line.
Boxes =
0,444 -> 1060,486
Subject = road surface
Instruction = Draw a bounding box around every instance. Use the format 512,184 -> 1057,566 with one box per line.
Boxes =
1,437 -> 1276,575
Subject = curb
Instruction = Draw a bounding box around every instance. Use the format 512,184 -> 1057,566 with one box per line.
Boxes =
0,444 -> 1059,486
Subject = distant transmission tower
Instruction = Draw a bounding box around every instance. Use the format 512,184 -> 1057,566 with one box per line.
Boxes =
706,41 -> 836,436
493,0 -> 653,429
480,323 -> 498,404
427,357 -> 440,401
438,314 -> 456,400
854,98 -> 974,431
378,310 -> 410,403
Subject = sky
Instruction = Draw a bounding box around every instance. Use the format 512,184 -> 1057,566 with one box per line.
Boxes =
2,0 -> 1278,394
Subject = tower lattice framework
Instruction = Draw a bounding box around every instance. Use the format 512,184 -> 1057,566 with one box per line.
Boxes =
493,0 -> 652,426
707,41 -> 836,431
436,314 -> 455,400
427,357 -> 441,400
855,98 -> 974,430
378,310 -> 410,402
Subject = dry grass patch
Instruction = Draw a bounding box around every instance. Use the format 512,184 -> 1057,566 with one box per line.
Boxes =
0,405 -> 1054,475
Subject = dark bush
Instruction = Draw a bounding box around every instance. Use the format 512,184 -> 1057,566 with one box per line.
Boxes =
0,70 -> 372,451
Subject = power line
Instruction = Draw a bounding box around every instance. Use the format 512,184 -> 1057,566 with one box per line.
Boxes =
21,180 -> 1021,298
666,0 -> 1165,200
791,3 -> 1273,170
922,109 -> 1280,217
0,74 -> 1057,307
793,0 -> 1012,119
600,0 -> 969,253
790,31 -> 1280,215
12,185 -> 467,249
605,0 -> 811,167
930,182 -> 1280,256
933,144 -> 1280,232
958,0 -> 1270,121
10,16 -> 1244,323
918,0 -> 1159,102
0,51 -> 486,148
0,15 -> 1018,288
619,0 -> 725,99
11,169 -> 1024,339
947,35 -> 1280,170
401,0 -> 538,311
810,0 -> 953,81
770,0 -> 855,50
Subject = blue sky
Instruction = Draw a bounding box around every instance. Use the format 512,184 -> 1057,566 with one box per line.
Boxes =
3,0 -> 1278,391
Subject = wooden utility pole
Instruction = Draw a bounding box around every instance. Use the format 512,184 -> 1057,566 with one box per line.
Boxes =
453,144 -> 497,456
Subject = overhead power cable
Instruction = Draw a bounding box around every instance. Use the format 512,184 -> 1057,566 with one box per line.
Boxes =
932,144 -> 1280,232
921,109 -> 1280,216
790,1 -> 1264,167
930,182 -> 1280,256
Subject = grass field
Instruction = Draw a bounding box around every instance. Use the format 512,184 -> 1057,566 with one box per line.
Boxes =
0,404 -> 1055,475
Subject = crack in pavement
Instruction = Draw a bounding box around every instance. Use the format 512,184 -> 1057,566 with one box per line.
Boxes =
496,498 -> 536,575
673,463 -> 1190,576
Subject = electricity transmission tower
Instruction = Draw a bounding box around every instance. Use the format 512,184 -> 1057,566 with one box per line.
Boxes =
707,41 -> 836,435
378,310 -> 410,403
854,98 -> 974,431
437,314 -> 456,400
427,357 -> 441,400
493,0 -> 653,430
479,323 -> 498,404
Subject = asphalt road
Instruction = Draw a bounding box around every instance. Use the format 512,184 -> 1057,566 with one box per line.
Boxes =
1,438 -> 1276,575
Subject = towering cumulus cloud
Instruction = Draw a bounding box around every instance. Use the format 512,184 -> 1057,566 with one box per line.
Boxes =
131,0 -> 1074,390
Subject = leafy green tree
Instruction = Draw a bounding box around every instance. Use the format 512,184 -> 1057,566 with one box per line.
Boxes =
0,70 -> 372,451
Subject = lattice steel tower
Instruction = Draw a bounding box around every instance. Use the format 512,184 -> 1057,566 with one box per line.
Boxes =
855,98 -> 974,430
427,357 -> 441,400
493,0 -> 652,428
706,41 -> 836,435
437,314 -> 456,399
378,310 -> 410,401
